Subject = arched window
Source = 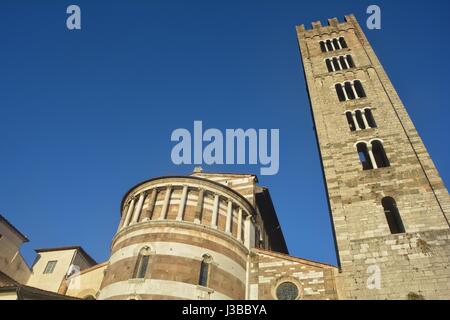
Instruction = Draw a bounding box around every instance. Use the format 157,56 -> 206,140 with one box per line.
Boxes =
346,111 -> 356,131
354,80 -> 366,98
371,140 -> 390,168
356,142 -> 373,170
346,55 -> 355,68
332,38 -> 341,50
326,59 -> 333,72
339,56 -> 348,69
382,197 -> 405,234
335,84 -> 346,102
134,247 -> 152,279
339,37 -> 348,49
320,41 -> 327,53
364,108 -> 377,128
355,110 -> 366,129
326,40 -> 333,52
332,57 -> 341,71
198,254 -> 212,287
344,82 -> 356,100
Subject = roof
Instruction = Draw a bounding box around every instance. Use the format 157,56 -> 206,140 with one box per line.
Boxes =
190,170 -> 258,182
0,272 -> 79,300
35,246 -> 97,265
253,248 -> 338,269
0,214 -> 29,243
0,271 -> 19,287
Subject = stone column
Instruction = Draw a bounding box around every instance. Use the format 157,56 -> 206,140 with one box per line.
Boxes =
368,145 -> 378,169
237,207 -> 243,242
194,189 -> 205,224
342,84 -> 349,101
352,111 -> 360,130
225,200 -> 233,234
362,110 -> 370,128
211,194 -> 219,229
131,192 -> 145,225
176,186 -> 189,221
122,197 -> 135,229
159,186 -> 172,220
244,216 -> 254,248
352,83 -> 359,99
142,188 -> 157,221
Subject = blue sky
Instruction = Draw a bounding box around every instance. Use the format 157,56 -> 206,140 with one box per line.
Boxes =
1,0 -> 449,266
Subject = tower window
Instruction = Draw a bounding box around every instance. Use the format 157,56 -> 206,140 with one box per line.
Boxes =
346,108 -> 377,131
339,37 -> 348,49
335,80 -> 366,101
371,140 -> 390,168
356,142 -> 373,170
364,108 -> 377,128
326,40 -> 333,51
346,111 -> 356,131
355,110 -> 366,129
344,82 -> 356,100
43,260 -> 57,274
326,59 -> 333,72
134,247 -> 152,279
335,84 -> 346,102
355,140 -> 390,170
320,37 -> 347,52
382,197 -> 405,234
325,55 -> 355,72
198,254 -> 212,287
354,80 -> 366,98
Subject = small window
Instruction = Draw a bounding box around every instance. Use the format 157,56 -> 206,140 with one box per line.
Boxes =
326,40 -> 333,52
198,254 -> 212,287
336,84 -> 346,102
382,197 -> 405,234
320,41 -> 327,53
344,82 -> 356,100
339,37 -> 348,49
372,140 -> 390,168
43,260 -> 57,274
357,142 -> 373,170
276,282 -> 299,300
354,80 -> 366,98
346,55 -> 355,68
133,247 -> 152,279
364,109 -> 377,128
346,111 -> 356,131
326,59 -> 333,72
355,110 -> 366,129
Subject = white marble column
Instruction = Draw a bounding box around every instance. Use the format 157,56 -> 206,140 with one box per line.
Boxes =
352,111 -> 360,130
131,192 -> 145,224
142,188 -> 157,221
194,189 -> 204,224
159,186 -> 172,220
244,216 -> 254,248
342,84 -> 349,101
225,200 -> 233,234
368,145 -> 378,169
122,198 -> 135,229
362,110 -> 370,128
352,83 -> 359,98
237,208 -> 243,242
211,194 -> 219,229
176,186 -> 189,221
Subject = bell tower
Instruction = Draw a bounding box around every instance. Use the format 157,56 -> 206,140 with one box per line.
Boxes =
297,15 -> 450,299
